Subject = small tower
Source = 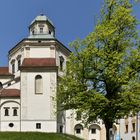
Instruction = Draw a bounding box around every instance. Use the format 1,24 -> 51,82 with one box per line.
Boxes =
6,14 -> 71,133
20,14 -> 69,133
28,14 -> 55,38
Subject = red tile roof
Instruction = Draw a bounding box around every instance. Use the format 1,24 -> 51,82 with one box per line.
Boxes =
21,58 -> 56,67
0,67 -> 13,76
0,89 -> 20,97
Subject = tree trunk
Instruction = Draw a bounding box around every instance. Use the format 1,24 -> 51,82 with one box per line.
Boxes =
104,120 -> 113,140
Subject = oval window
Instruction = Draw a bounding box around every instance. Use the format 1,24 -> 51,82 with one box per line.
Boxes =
9,123 -> 14,127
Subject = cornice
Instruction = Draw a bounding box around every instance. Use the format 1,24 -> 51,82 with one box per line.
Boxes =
8,38 -> 71,57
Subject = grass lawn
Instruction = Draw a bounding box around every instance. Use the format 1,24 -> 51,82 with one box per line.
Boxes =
0,132 -> 83,140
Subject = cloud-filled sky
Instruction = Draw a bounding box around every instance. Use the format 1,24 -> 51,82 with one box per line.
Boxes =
0,0 -> 139,66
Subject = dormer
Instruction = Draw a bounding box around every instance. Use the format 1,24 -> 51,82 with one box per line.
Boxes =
28,14 -> 55,39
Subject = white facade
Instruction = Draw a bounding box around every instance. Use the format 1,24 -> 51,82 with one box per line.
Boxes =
0,98 -> 20,131
64,110 -> 119,140
0,14 -> 69,133
120,114 -> 140,140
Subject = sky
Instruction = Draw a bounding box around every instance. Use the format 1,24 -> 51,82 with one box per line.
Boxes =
0,0 -> 140,66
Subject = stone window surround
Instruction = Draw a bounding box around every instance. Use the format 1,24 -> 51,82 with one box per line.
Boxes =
4,107 -> 10,116
35,75 -> 43,94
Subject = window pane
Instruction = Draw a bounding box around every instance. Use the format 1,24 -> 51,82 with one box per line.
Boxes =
76,128 -> 81,134
12,63 -> 15,73
36,123 -> 41,129
40,28 -> 43,33
18,59 -> 21,70
60,126 -> 63,133
125,124 -> 128,133
13,109 -> 18,116
0,82 -> 3,89
91,128 -> 96,134
5,108 -> 9,116
132,123 -> 135,132
59,56 -> 64,71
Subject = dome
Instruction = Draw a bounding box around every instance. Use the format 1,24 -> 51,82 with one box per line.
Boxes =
30,14 -> 54,27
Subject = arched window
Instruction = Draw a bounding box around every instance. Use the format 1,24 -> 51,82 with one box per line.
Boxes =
49,30 -> 51,34
35,75 -> 43,94
40,27 -> 43,34
12,63 -> 15,73
74,124 -> 83,134
39,24 -> 44,34
11,59 -> 15,73
59,56 -> 64,71
17,59 -> 21,71
32,30 -> 35,35
89,124 -> 101,134
13,109 -> 18,116
16,55 -> 21,71
4,108 -> 9,116
132,123 -> 135,132
0,82 -> 3,89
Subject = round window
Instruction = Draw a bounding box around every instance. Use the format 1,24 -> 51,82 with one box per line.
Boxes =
9,123 -> 14,127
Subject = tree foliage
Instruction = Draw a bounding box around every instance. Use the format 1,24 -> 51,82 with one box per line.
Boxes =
58,0 -> 140,139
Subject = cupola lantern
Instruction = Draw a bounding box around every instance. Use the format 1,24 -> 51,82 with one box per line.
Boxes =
28,14 -> 55,38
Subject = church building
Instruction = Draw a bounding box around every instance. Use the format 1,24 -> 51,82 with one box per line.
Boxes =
0,14 -> 121,140
0,14 -> 70,132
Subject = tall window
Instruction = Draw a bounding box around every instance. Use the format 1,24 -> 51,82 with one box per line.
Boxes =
4,108 -> 9,116
17,59 -> 21,71
60,125 -> 63,133
13,108 -> 18,116
40,27 -> 43,34
59,56 -> 64,71
35,75 -> 43,94
12,63 -> 15,73
132,123 -> 135,132
49,30 -> 51,34
32,30 -> 35,35
11,59 -> 15,73
0,82 -> 3,89
125,124 -> 128,133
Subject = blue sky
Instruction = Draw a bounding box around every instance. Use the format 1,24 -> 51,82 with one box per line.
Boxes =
0,0 -> 140,66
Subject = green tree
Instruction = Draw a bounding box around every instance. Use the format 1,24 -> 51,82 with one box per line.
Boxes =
58,0 -> 140,140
